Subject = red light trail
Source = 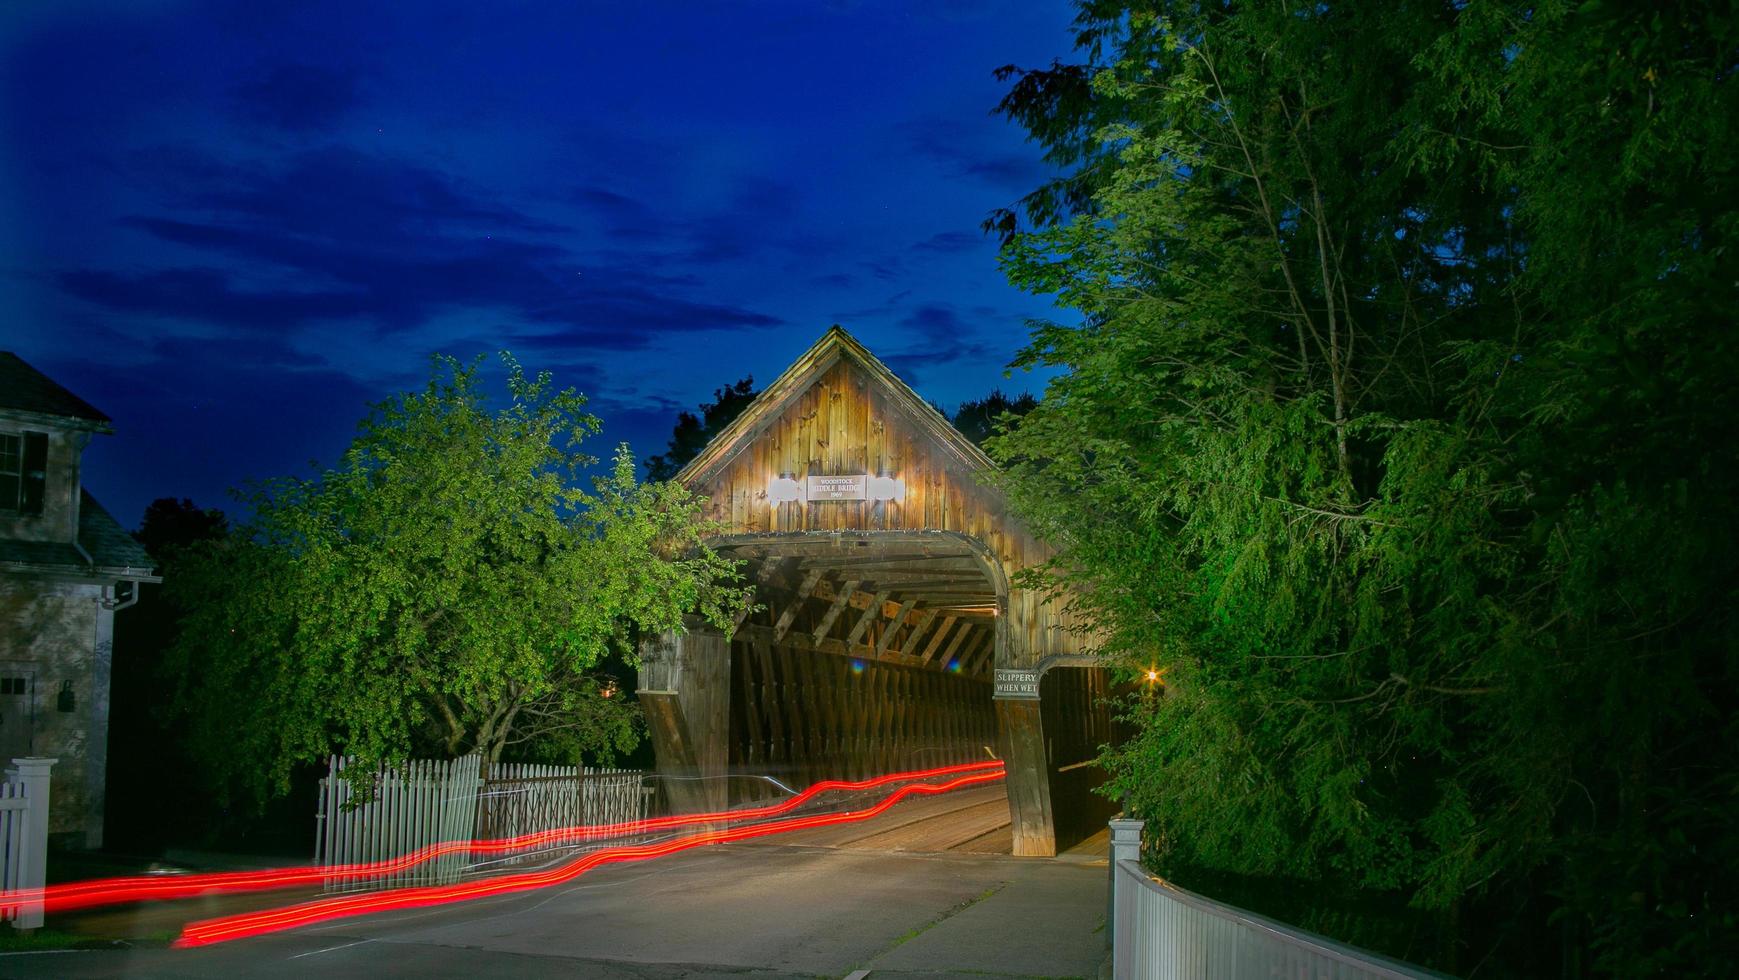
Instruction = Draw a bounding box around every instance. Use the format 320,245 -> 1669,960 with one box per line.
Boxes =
0,760 -> 1004,919
174,766 -> 1006,948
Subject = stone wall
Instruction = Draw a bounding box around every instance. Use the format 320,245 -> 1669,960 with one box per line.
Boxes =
0,573 -> 110,845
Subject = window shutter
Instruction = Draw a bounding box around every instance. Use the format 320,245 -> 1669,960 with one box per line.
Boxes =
20,431 -> 47,515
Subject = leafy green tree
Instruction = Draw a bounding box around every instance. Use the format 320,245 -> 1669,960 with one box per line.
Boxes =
949,390 -> 1037,448
644,377 -> 757,481
165,355 -> 750,808
989,2 -> 1737,973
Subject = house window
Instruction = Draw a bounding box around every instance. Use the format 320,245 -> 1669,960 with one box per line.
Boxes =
0,431 -> 48,514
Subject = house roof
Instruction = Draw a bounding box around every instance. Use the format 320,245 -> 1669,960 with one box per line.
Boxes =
676,325 -> 998,487
0,490 -> 156,578
0,351 -> 111,424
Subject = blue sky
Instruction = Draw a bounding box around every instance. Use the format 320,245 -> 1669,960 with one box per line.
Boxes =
0,1 -> 1076,526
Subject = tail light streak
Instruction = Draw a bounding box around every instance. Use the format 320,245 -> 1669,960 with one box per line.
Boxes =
1,760 -> 1005,922
175,766 -> 1006,947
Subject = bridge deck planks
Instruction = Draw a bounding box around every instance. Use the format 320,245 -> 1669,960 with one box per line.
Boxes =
755,784 -> 1011,854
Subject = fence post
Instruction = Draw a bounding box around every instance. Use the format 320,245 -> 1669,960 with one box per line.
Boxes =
11,757 -> 56,930
1108,816 -> 1144,980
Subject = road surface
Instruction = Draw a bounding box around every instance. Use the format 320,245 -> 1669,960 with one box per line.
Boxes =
6,792 -> 1110,979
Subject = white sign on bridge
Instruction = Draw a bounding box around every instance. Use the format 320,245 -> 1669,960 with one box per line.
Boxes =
994,668 -> 1040,700
804,475 -> 867,500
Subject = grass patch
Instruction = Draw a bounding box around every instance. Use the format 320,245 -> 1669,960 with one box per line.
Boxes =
0,928 -> 121,952
887,883 -> 1005,950
0,926 -> 178,953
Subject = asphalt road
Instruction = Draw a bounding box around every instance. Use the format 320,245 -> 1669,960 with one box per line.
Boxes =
1,839 -> 1110,979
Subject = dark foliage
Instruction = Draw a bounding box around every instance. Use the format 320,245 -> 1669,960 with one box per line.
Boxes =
644,377 -> 758,481
107,499 -> 239,852
950,390 -> 1038,448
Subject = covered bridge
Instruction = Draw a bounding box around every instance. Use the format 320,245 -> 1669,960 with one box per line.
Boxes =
637,326 -> 1114,856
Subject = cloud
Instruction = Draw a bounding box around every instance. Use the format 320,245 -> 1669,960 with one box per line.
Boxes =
899,303 -> 968,333
570,186 -> 659,237
880,339 -> 1003,386
861,256 -> 903,281
899,117 -> 1050,190
60,266 -> 366,329
231,64 -> 361,132
59,147 -> 785,341
188,146 -> 564,239
833,288 -> 913,321
568,175 -> 815,266
913,230 -> 982,253
865,301 -> 1015,383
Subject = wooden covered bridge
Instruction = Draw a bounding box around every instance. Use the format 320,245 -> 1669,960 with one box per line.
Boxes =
637,326 -> 1115,856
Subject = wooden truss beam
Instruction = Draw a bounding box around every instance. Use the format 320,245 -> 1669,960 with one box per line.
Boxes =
772,567 -> 824,643
734,622 -> 988,677
845,590 -> 892,647
939,621 -> 975,668
810,578 -> 859,643
920,616 -> 958,662
874,598 -> 917,657
963,628 -> 998,675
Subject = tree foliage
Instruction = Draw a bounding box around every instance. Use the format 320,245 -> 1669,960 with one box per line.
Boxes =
165,355 -> 750,807
644,377 -> 758,481
950,389 -> 1038,448
989,2 -> 1737,973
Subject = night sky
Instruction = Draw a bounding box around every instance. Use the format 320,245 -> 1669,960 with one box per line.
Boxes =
0,1 -> 1074,529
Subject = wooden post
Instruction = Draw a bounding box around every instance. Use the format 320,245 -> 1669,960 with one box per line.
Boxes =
755,640 -> 785,776
996,697 -> 1057,856
636,626 -> 731,814
737,639 -> 764,776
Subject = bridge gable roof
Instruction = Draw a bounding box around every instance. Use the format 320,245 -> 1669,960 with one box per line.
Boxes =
675,325 -> 1000,495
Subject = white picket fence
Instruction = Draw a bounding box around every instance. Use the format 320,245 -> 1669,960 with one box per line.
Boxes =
314,755 -> 483,892
471,762 -> 650,871
0,757 -> 55,929
314,755 -> 650,893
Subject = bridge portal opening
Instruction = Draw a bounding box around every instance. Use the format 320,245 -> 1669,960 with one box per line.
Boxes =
718,534 -> 1010,850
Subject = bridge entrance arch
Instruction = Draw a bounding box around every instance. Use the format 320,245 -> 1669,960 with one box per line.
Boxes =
636,327 -> 1108,856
